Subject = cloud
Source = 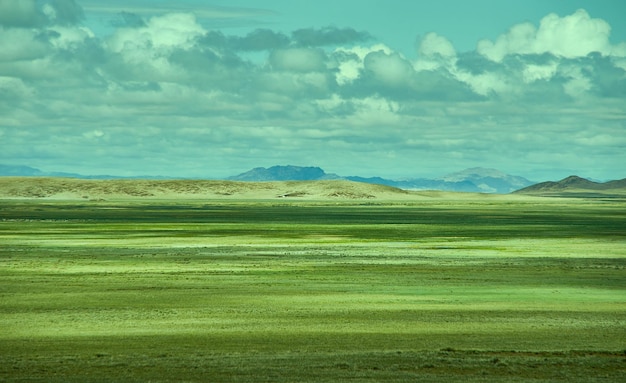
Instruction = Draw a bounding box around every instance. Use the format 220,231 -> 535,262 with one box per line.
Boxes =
109,11 -> 146,28
199,27 -> 370,52
417,32 -> 456,59
0,28 -> 48,61
339,46 -> 477,101
102,13 -> 209,83
43,0 -> 84,26
364,50 -> 414,86
232,29 -> 290,51
0,5 -> 624,180
269,48 -> 327,72
2,7 -> 622,107
332,44 -> 393,85
107,13 -> 204,53
478,9 -> 625,61
0,0 -> 41,27
291,26 -> 372,47
82,1 -> 277,20
0,0 -> 84,28
255,71 -> 332,102
521,61 -> 558,83
45,25 -> 94,50
414,33 -> 458,73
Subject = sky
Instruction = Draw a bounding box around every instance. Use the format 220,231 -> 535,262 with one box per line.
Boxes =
1,0 -> 625,181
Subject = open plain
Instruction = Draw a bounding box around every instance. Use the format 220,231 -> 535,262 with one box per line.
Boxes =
1,178 -> 625,382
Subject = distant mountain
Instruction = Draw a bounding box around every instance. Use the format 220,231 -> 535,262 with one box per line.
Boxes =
229,165 -> 533,194
605,178 -> 626,189
228,165 -> 340,181
0,164 -> 170,180
0,163 -> 543,194
515,175 -> 626,196
0,164 -> 46,176
437,167 -> 534,193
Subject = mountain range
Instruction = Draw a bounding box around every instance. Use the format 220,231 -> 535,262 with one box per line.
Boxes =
2,164 -> 625,195
514,175 -> 626,197
229,165 -> 533,193
0,164 -> 170,180
2,164 -> 532,193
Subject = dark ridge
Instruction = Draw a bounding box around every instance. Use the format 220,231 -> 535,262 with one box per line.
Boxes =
515,175 -> 626,194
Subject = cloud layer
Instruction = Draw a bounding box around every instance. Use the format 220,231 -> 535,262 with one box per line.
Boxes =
1,1 -> 625,180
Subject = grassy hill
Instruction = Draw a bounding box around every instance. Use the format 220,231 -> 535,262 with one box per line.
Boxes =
0,177 -> 424,201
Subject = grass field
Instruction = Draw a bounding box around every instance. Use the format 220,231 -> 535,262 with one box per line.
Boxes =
1,196 -> 625,382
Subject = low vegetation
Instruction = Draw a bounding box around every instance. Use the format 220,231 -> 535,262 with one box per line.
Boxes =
1,187 -> 625,381
0,177 -> 412,200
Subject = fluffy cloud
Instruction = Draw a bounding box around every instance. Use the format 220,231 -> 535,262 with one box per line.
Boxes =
269,48 -> 327,72
418,32 -> 456,59
332,44 -> 393,85
414,33 -> 457,73
364,51 -> 414,86
107,13 -> 204,54
478,9 -> 625,61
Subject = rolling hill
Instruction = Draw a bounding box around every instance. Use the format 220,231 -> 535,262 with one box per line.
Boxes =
514,175 -> 626,197
0,177 -> 422,201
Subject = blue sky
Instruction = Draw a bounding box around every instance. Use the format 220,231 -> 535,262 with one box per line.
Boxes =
1,0 -> 625,181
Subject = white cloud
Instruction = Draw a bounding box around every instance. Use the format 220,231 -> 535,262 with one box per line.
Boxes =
535,10 -> 612,57
451,67 -> 515,97
333,44 -> 393,85
269,48 -> 326,72
107,13 -> 204,54
522,62 -> 559,83
47,25 -> 94,49
418,32 -> 456,58
364,50 -> 414,86
478,9 -> 621,62
349,96 -> 401,127
0,6 -> 624,180
561,66 -> 592,98
102,13 -> 209,83
414,32 -> 457,72
477,22 -> 535,62
314,93 -> 345,112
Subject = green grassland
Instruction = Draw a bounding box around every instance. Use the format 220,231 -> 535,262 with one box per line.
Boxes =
1,197 -> 625,382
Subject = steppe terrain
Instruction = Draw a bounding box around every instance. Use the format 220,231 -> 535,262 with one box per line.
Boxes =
1,178 -> 625,382
0,177 -> 418,200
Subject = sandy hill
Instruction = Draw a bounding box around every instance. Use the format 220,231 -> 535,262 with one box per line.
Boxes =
0,177 -> 431,201
514,175 -> 626,197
